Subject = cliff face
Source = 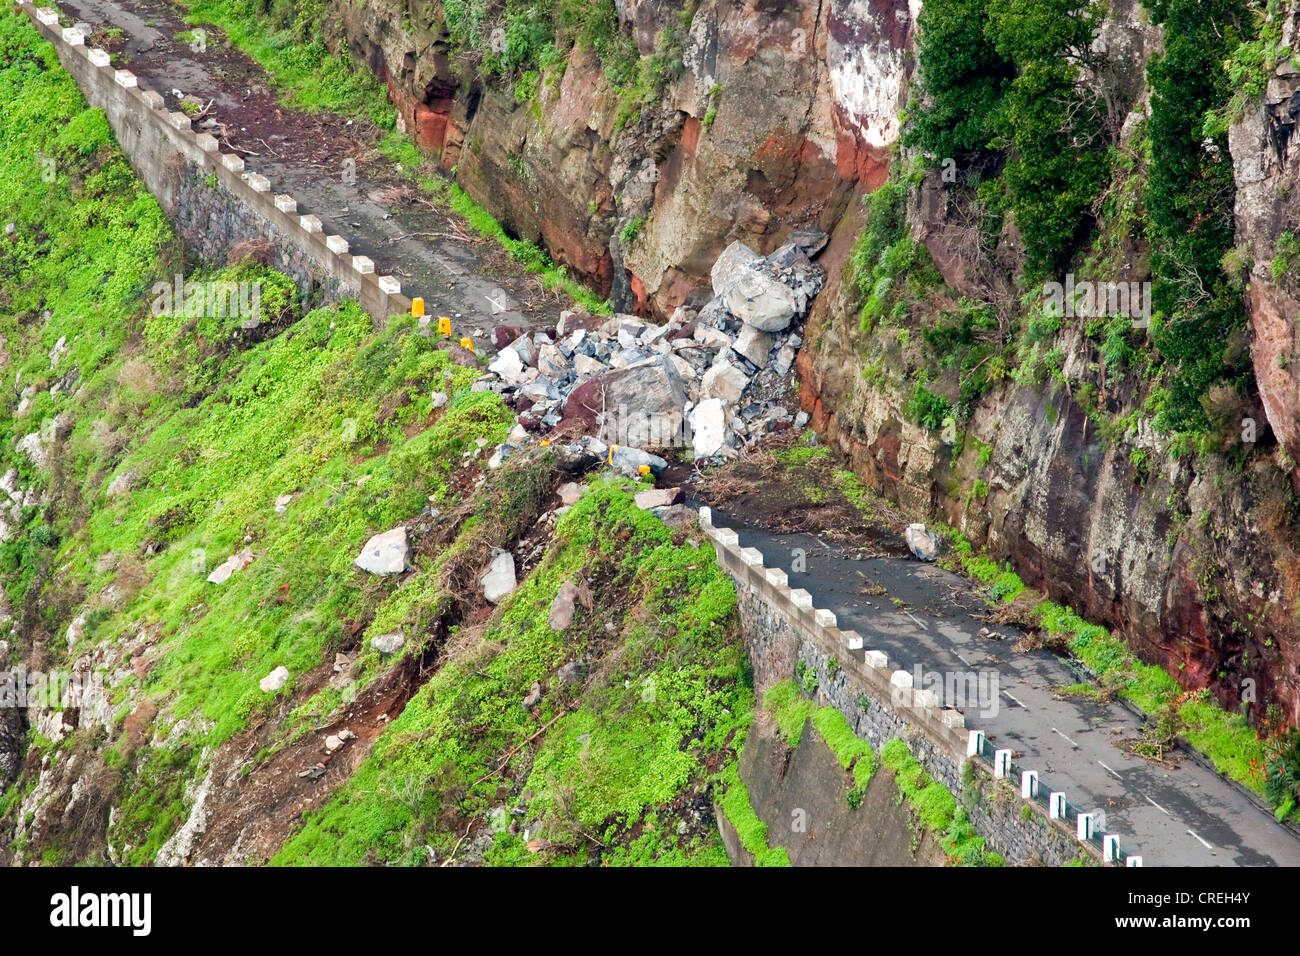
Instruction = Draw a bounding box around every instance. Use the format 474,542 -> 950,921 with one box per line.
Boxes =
312,2 -> 1300,722
1231,6 -> 1300,483
322,0 -> 912,315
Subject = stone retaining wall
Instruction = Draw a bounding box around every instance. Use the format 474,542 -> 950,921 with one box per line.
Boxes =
23,0 -> 411,323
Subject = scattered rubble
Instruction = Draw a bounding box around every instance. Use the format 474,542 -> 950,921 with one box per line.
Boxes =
206,547 -> 254,584
476,235 -> 826,464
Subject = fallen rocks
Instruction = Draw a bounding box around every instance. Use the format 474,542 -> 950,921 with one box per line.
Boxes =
556,481 -> 585,506
480,549 -> 517,604
479,237 -> 824,463
548,579 -> 593,630
906,523 -> 940,562
207,547 -> 254,584
259,666 -> 289,693
371,632 -> 405,655
634,487 -> 683,510
354,526 -> 409,575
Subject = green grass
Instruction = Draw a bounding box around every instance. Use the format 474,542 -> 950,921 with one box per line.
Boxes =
763,679 -> 816,746
718,762 -> 791,867
273,480 -> 753,865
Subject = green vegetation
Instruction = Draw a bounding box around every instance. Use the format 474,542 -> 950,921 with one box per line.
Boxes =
879,739 -> 998,865
718,763 -> 791,866
274,481 -> 753,865
1145,0 -> 1255,434
764,679 -> 816,746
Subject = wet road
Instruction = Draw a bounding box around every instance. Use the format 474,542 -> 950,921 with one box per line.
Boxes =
712,507 -> 1300,867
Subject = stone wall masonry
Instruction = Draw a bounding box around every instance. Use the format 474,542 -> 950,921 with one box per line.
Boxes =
700,506 -> 1126,867
22,1 -> 412,324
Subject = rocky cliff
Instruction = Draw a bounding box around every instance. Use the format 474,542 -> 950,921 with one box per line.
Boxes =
320,0 -> 912,316
299,0 -> 1300,725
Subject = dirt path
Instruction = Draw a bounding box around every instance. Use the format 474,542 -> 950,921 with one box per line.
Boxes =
60,0 -> 576,348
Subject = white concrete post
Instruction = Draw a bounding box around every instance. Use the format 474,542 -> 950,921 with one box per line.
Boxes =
1077,812 -> 1094,841
1104,834 -> 1120,862
994,749 -> 1012,777
967,729 -> 984,757
1049,792 -> 1066,819
1126,856 -> 1143,868
1021,770 -> 1038,798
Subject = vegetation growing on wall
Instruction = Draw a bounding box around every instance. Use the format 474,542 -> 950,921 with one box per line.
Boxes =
1145,0 -> 1255,434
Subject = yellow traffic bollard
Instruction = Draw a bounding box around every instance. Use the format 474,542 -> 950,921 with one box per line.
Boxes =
411,297 -> 425,317
459,336 -> 474,352
438,316 -> 452,336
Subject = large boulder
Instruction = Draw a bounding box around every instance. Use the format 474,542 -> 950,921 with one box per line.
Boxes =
905,524 -> 939,562
354,526 -> 409,575
690,399 -> 727,458
701,358 -> 750,404
710,240 -> 762,295
722,268 -> 798,331
480,550 -> 517,604
207,547 -> 254,584
562,356 -> 687,446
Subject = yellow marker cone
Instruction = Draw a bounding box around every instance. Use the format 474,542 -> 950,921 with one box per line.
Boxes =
638,464 -> 651,476
459,336 -> 474,352
411,297 -> 425,317
438,316 -> 452,336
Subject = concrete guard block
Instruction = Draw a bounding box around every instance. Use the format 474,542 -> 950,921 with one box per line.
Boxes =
841,629 -> 863,651
377,276 -> 401,295
141,90 -> 164,110
738,546 -> 764,567
764,567 -> 788,588
1021,770 -> 1038,798
814,608 -> 836,628
274,194 -> 297,213
789,589 -> 813,610
864,650 -> 887,669
940,709 -> 965,729
114,69 -> 137,88
351,255 -> 375,274
300,214 -> 323,234
167,111 -> 191,130
248,173 -> 271,193
88,48 -> 110,67
36,6 -> 57,25
194,133 -> 218,152
221,154 -> 245,174
61,26 -> 83,45
714,528 -> 739,548
325,234 -> 349,255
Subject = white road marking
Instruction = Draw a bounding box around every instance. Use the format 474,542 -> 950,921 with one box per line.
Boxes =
955,653 -> 973,667
1187,829 -> 1213,851
1003,691 -> 1028,710
1051,727 -> 1078,748
1145,796 -> 1170,816
1098,760 -> 1122,780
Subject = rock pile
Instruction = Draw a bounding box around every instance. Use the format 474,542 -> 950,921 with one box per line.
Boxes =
478,234 -> 825,462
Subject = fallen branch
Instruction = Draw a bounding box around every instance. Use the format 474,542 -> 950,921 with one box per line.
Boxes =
472,702 -> 576,788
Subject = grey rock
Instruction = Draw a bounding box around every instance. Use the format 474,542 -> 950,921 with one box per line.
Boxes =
480,549 -> 517,604
372,632 -> 405,655
723,268 -> 798,331
355,526 -> 410,575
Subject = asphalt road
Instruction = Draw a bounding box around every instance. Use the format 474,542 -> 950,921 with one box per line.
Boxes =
713,507 -> 1300,867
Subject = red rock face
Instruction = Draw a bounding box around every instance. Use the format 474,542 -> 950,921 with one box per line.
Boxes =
1249,281 -> 1300,480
